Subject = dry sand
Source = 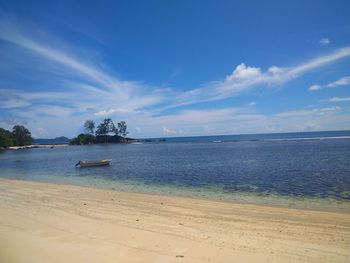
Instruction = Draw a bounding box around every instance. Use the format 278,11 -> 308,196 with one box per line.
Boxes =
0,178 -> 349,263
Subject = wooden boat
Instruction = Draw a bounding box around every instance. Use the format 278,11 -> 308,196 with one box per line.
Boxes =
75,159 -> 112,168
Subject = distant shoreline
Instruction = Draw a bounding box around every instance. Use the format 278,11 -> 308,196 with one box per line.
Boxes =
6,144 -> 69,150
2,140 -> 144,150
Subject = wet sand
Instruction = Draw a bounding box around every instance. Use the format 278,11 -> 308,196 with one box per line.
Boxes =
0,178 -> 349,263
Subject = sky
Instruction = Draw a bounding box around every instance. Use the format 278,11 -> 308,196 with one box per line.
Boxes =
0,0 -> 350,138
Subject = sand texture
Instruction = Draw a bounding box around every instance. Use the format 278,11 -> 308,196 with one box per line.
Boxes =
0,178 -> 349,263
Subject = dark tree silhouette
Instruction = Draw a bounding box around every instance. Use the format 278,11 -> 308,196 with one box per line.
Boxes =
84,120 -> 95,135
0,128 -> 14,147
118,121 -> 128,137
95,118 -> 115,143
12,125 -> 33,146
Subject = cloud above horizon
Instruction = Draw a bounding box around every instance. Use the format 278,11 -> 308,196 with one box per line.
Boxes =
1,17 -> 350,138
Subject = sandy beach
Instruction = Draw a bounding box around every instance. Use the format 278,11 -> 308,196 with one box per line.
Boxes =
0,178 -> 349,263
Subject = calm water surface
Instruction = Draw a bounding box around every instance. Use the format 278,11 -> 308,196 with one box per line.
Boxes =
1,131 -> 350,211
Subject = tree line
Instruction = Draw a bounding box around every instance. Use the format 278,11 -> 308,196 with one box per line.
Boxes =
0,125 -> 33,148
70,119 -> 130,145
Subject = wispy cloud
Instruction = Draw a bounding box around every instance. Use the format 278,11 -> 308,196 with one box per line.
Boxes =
2,20 -> 350,112
327,97 -> 350,102
166,48 -> 350,108
162,126 -> 183,135
246,101 -> 256,106
327,76 -> 350,88
0,24 -> 117,90
309,75 -> 350,91
0,20 -> 164,113
286,48 -> 349,76
151,105 -> 349,136
1,19 -> 350,137
94,108 -> 134,116
319,106 -> 341,111
0,89 -> 74,109
168,67 -> 182,80
319,38 -> 330,45
268,106 -> 348,131
309,84 -> 322,91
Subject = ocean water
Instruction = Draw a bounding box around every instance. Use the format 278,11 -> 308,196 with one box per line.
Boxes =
1,130 -> 350,211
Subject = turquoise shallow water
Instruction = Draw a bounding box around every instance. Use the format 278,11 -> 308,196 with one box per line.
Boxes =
1,131 -> 350,212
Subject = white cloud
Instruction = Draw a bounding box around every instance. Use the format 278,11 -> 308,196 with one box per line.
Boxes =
309,84 -> 322,91
32,127 -> 46,138
308,75 -> 350,92
0,98 -> 31,109
3,21 -> 349,112
328,97 -> 350,102
286,47 -> 350,76
169,47 -> 350,108
162,126 -> 181,135
247,101 -> 256,106
0,22 -> 164,113
1,20 -> 350,137
266,106 -> 349,132
0,89 -> 74,109
275,110 -> 315,118
327,76 -> 350,88
94,108 -> 134,116
275,106 -> 342,117
225,63 -> 262,83
2,102 -> 349,138
2,21 -> 350,111
319,106 -> 341,111
151,106 -> 350,137
319,38 -> 330,45
11,105 -> 75,118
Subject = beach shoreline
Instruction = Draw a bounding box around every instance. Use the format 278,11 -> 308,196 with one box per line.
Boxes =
2,173 -> 350,214
1,178 -> 349,263
5,144 -> 69,150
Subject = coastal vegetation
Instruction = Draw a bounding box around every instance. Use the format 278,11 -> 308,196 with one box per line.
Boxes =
0,125 -> 33,148
70,119 -> 133,145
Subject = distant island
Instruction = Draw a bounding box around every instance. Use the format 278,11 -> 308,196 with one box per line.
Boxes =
69,118 -> 140,145
0,118 -> 139,150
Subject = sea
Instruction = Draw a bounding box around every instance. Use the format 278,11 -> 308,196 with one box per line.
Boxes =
1,130 -> 350,212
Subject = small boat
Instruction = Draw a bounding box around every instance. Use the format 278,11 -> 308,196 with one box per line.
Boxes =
75,159 -> 112,168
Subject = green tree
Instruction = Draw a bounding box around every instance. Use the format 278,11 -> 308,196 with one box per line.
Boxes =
70,133 -> 95,145
12,125 -> 33,146
113,124 -> 119,136
0,128 -> 14,148
84,120 -> 95,135
95,118 -> 115,143
117,121 -> 128,137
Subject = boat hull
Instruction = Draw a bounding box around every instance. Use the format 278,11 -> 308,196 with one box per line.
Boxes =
76,159 -> 112,168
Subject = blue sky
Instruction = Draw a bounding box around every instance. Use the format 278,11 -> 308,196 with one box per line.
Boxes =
0,0 -> 350,138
